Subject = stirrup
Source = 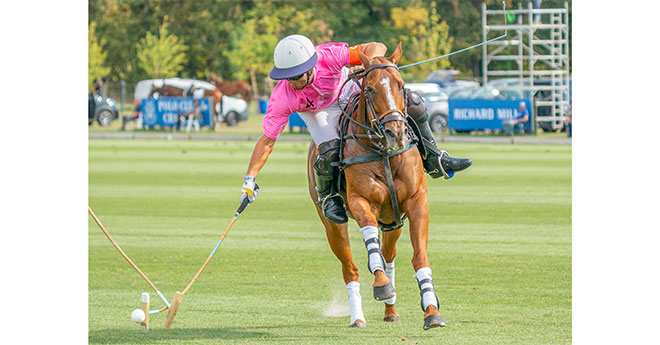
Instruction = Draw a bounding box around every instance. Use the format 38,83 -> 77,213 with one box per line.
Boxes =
319,192 -> 341,208
426,150 -> 454,180
320,193 -> 347,223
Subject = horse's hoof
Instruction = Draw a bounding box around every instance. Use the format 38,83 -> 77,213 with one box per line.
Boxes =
383,315 -> 400,322
423,314 -> 446,330
350,320 -> 366,328
373,282 -> 396,301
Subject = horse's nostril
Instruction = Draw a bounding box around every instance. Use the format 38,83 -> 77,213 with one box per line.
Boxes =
384,129 -> 396,139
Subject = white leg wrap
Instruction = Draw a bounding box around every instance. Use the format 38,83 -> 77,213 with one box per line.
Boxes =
415,267 -> 439,311
360,226 -> 384,273
382,259 -> 396,304
346,281 -> 365,324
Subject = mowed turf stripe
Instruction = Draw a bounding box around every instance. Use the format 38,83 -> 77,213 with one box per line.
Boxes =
89,139 -> 571,345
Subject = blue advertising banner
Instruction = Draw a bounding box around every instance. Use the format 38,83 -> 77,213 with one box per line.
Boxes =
288,112 -> 307,131
448,99 -> 532,131
142,97 -> 212,127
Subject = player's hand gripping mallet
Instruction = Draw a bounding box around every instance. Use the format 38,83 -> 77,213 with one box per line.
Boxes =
163,185 -> 258,329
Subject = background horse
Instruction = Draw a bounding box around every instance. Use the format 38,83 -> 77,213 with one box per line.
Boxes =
149,84 -> 185,97
306,43 -> 446,330
149,83 -> 223,112
209,73 -> 252,104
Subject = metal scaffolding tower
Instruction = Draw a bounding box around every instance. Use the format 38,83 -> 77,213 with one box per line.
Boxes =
482,1 -> 571,132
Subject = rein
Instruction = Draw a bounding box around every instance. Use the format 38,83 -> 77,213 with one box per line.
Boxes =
335,62 -> 418,230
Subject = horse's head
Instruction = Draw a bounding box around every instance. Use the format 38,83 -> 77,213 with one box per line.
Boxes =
209,72 -> 223,88
358,42 -> 408,151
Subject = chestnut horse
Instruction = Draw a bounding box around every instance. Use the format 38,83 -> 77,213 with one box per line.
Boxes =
149,83 -> 223,109
209,73 -> 252,104
306,43 -> 446,330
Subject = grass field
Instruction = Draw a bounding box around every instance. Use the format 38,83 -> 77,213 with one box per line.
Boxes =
89,139 -> 571,344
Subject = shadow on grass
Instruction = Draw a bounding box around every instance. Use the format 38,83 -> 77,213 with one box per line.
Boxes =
88,327 -> 273,344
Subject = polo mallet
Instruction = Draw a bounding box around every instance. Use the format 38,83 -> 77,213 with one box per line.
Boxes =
88,206 -> 171,314
163,185 -> 258,329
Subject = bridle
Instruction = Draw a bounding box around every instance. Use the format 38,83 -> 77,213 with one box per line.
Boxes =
339,62 -> 411,152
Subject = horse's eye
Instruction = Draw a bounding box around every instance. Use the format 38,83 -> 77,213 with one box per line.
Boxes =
366,87 -> 376,95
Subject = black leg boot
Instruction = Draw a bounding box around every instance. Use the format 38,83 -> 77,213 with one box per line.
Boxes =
314,139 -> 348,224
406,89 -> 472,179
417,117 -> 472,179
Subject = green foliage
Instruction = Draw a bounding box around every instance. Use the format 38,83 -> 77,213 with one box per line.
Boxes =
89,0 -> 571,83
222,2 -> 337,93
390,1 -> 453,81
224,16 -> 278,82
88,21 -> 110,90
136,21 -> 189,78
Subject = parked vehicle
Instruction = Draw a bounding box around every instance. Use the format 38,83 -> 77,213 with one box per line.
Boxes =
468,85 -> 523,100
423,69 -> 480,97
448,87 -> 480,99
134,78 -> 248,126
216,96 -> 249,126
88,92 -> 118,127
440,80 -> 480,98
406,83 -> 450,132
424,70 -> 460,88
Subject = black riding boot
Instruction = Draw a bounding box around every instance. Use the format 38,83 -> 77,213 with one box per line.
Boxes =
406,89 -> 472,179
315,139 -> 348,224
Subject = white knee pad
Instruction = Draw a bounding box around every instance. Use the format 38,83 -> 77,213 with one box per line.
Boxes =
415,267 -> 439,312
346,281 -> 365,324
360,226 -> 384,273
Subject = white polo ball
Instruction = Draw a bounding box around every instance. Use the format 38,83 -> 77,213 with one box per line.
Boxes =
131,309 -> 146,323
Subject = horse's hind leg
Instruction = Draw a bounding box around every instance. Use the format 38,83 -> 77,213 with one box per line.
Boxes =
308,143 -> 365,328
404,188 -> 446,330
380,228 -> 402,322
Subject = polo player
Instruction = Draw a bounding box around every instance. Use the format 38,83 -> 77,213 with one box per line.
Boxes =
239,34 -> 472,223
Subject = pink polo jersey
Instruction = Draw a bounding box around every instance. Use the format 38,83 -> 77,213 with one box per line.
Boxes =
263,42 -> 359,140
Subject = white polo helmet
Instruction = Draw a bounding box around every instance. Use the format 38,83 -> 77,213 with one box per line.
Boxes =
270,35 -> 317,80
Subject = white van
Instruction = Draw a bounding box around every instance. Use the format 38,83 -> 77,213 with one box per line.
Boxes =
134,78 -> 249,126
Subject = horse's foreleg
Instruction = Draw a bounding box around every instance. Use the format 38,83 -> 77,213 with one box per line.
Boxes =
311,174 -> 365,326
347,195 -> 393,301
380,228 -> 402,322
403,188 -> 446,329
310,145 -> 365,327
318,213 -> 366,327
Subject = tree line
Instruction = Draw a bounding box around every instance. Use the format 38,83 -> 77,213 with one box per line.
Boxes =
89,0 -> 571,95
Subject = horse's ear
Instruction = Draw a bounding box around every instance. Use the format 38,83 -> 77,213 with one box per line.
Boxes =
389,42 -> 402,65
358,49 -> 371,67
